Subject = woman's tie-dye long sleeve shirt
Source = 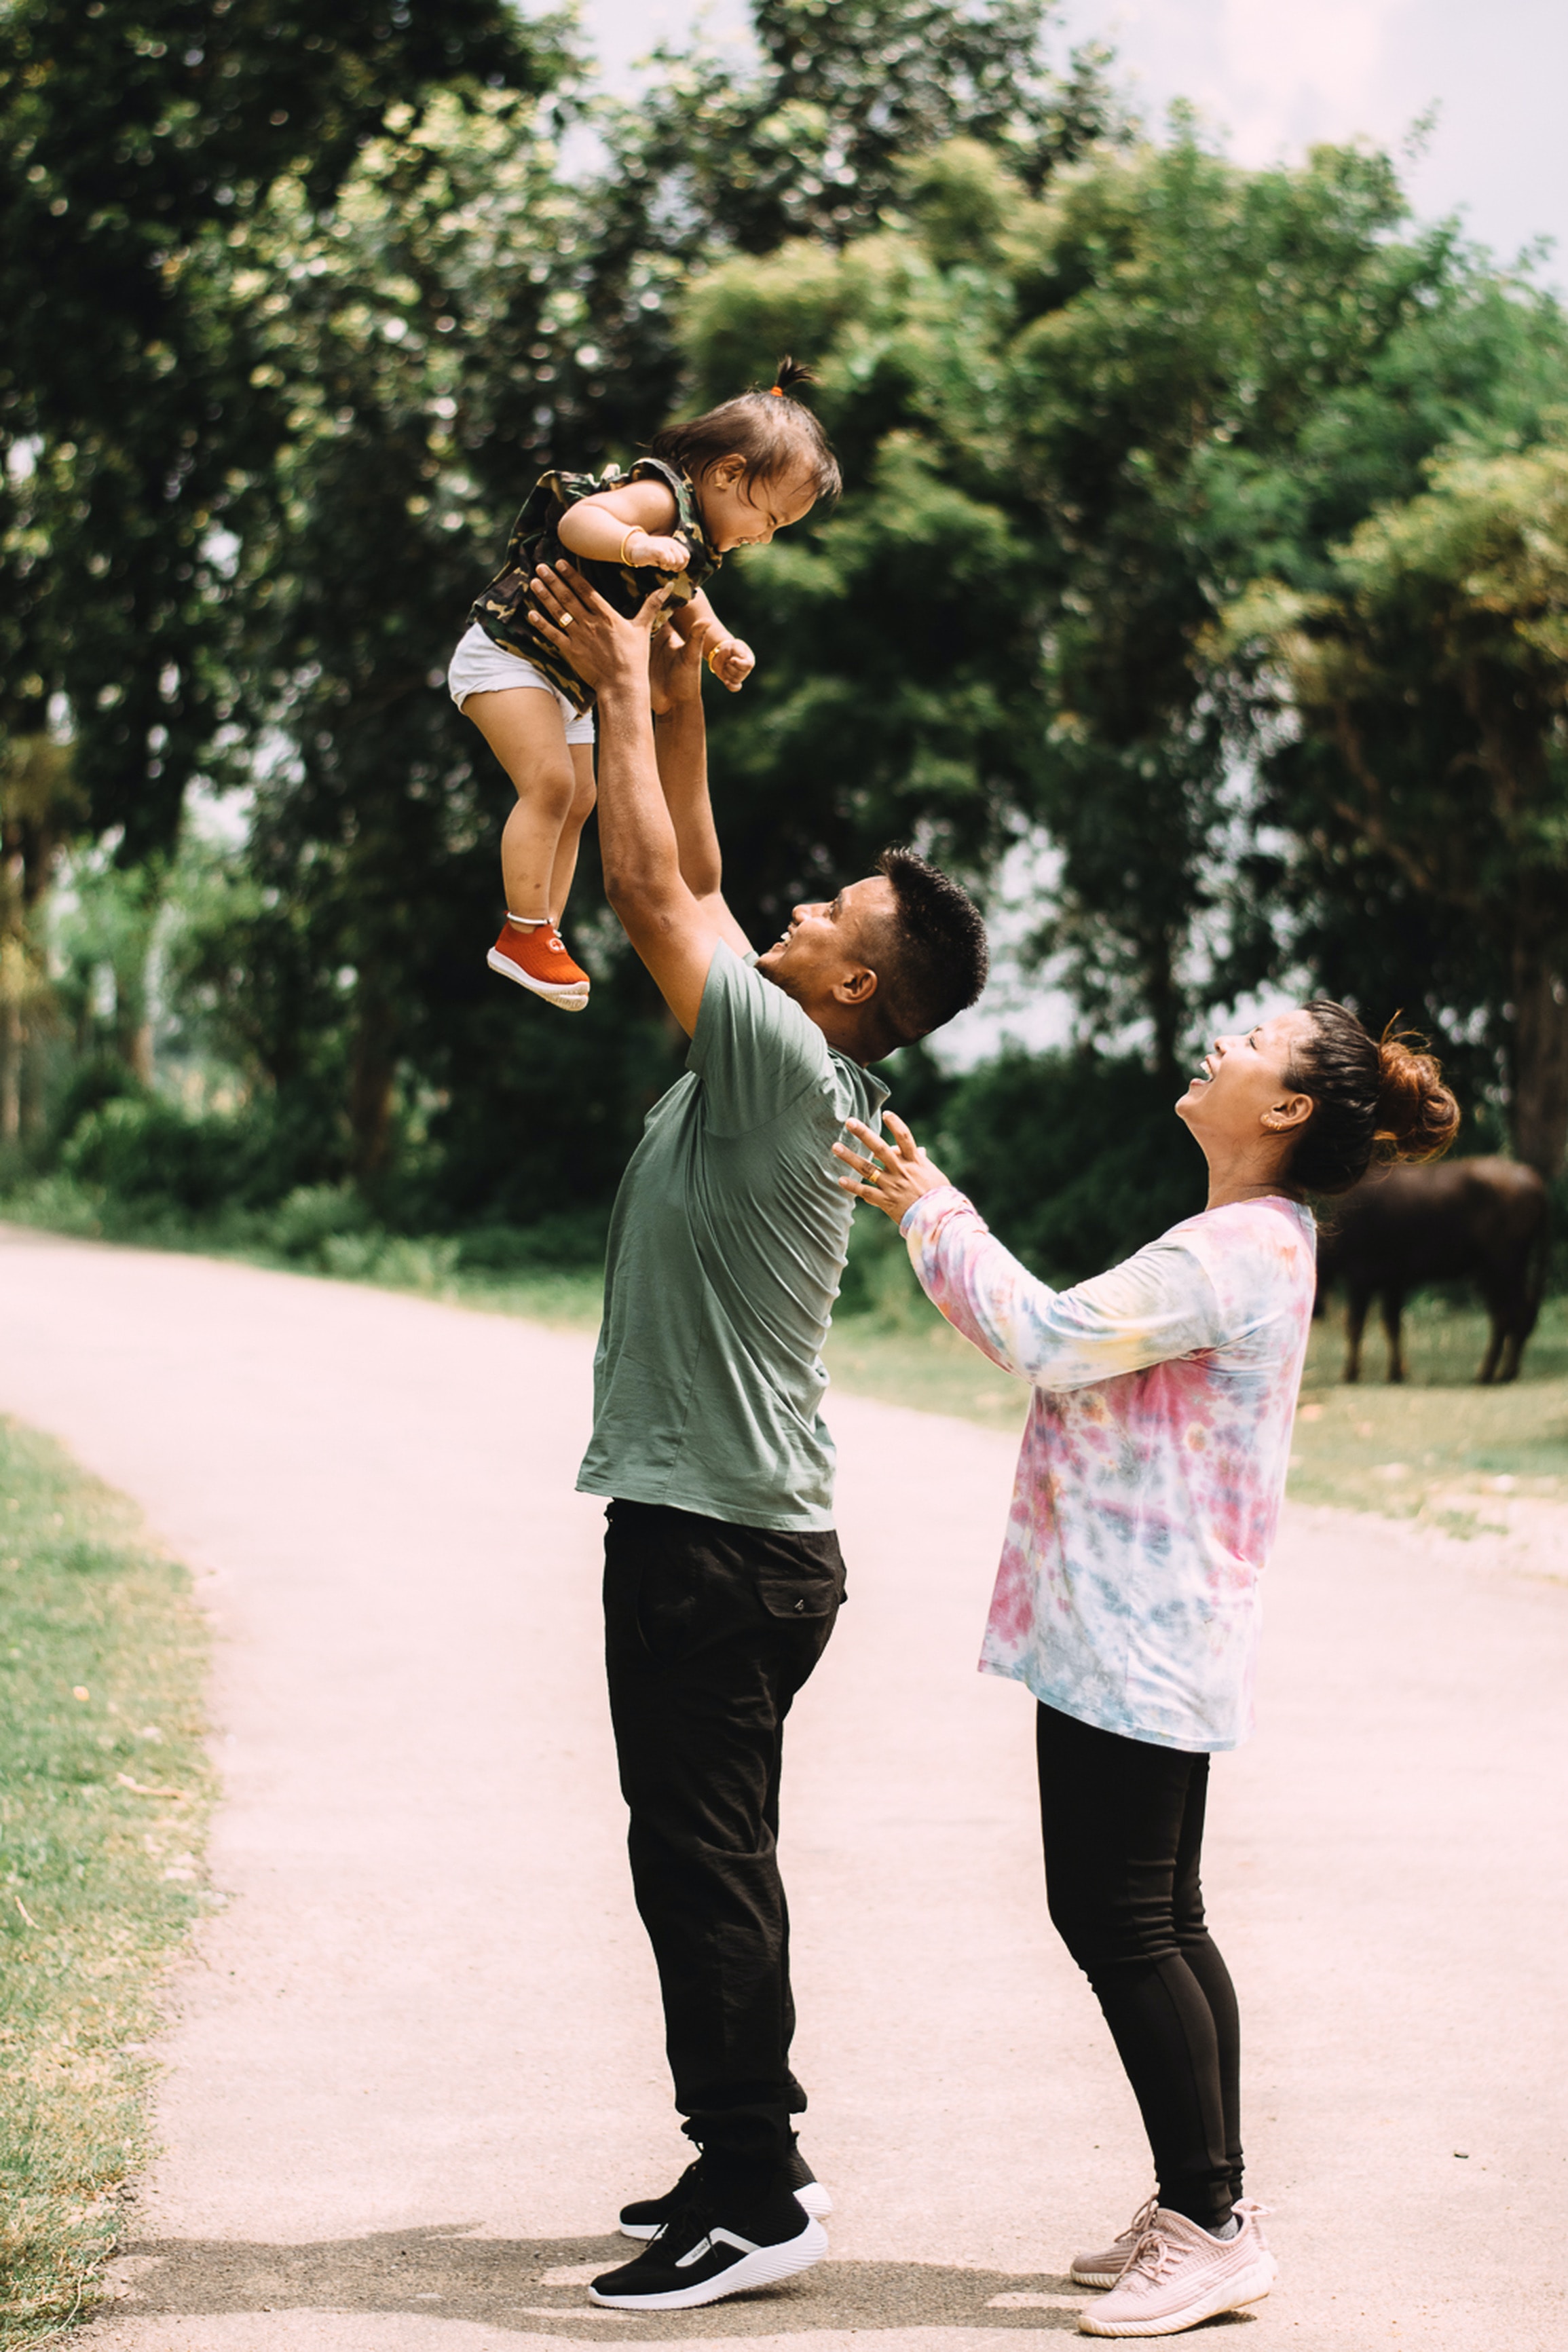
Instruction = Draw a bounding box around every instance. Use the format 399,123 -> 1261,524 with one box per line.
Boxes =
899,1187 -> 1317,1752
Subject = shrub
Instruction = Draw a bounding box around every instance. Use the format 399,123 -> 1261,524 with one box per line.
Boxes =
937,1049 -> 1206,1285
60,1098 -> 249,1214
48,1052 -> 149,1149
454,1209 -> 611,1271
267,1183 -> 373,1262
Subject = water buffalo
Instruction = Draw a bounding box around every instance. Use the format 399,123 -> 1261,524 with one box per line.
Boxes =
1314,1156 -> 1550,1384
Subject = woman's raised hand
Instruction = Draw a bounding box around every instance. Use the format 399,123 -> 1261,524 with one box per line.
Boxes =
832,1111 -> 952,1225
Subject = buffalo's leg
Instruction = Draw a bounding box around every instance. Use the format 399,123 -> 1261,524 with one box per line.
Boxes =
1380,1289 -> 1406,1384
1497,1292 -> 1524,1383
1476,1281 -> 1510,1384
1343,1285 -> 1371,1383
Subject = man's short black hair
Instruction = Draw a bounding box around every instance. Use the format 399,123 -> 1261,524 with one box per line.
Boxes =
867,846 -> 989,1049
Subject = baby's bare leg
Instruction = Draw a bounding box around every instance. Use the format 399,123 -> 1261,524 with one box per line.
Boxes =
546,745 -> 597,923
462,686 -> 577,922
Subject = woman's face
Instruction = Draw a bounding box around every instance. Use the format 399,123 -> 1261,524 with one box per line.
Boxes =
1176,1007 -> 1317,1163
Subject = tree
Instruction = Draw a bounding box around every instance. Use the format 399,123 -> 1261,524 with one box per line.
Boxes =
0,732 -> 79,1137
599,0 -> 1118,261
1223,430 -> 1568,1178
0,0 -> 566,855
676,131 -> 1568,1081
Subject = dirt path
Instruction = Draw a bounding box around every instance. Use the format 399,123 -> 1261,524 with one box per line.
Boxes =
1,1227 -> 1563,2352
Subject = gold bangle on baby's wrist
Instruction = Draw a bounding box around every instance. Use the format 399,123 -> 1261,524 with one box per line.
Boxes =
619,527 -> 641,567
706,645 -> 725,674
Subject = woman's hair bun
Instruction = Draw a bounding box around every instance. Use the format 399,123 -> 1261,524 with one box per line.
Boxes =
1286,1001 -> 1460,1195
1374,1025 -> 1461,1163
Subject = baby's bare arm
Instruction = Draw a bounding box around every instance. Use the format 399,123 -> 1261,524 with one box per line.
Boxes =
557,480 -> 687,570
679,589 -> 755,692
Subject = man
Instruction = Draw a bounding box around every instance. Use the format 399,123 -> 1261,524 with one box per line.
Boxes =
525,561 -> 988,2313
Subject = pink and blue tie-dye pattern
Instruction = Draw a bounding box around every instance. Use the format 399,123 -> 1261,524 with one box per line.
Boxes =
899,1187 -> 1317,1752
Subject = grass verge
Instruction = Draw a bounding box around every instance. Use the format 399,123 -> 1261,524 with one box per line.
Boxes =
1288,1294 -> 1568,1520
0,1419 -> 213,2345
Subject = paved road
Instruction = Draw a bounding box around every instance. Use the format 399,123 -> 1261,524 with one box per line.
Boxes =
1,1228 -> 1564,2352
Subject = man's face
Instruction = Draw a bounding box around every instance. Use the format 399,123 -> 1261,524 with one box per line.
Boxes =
755,875 -> 894,1008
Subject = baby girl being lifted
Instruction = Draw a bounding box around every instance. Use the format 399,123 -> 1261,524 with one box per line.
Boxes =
447,358 -> 841,1009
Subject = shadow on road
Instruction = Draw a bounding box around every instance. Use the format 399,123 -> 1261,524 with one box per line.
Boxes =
92,2226 -> 1257,2336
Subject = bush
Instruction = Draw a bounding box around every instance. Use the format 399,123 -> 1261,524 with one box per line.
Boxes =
48,1051 -> 149,1149
60,1098 -> 250,1214
454,1209 -> 611,1271
937,1048 -> 1206,1286
267,1183 -> 373,1262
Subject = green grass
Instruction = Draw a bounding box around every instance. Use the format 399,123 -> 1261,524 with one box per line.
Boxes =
0,1421 -> 214,2345
1288,1293 -> 1568,1520
820,1227 -> 1568,1524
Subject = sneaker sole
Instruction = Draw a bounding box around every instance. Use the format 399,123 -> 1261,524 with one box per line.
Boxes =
589,2216 -> 828,2310
485,948 -> 589,1007
1077,2251 -> 1276,2337
1070,2264 -> 1127,2290
620,2182 -> 832,2243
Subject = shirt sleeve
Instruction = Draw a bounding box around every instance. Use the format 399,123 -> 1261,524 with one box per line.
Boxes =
901,1187 -> 1227,1392
688,941 -> 832,1137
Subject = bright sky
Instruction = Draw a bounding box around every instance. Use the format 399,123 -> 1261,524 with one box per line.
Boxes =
575,0 -> 1567,284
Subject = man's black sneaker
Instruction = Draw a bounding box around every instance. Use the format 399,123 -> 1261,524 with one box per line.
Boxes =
590,2182 -> 827,2311
618,2144 -> 831,2241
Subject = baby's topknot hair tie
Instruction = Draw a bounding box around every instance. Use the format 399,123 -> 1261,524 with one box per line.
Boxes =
769,355 -> 817,400
646,352 -> 840,508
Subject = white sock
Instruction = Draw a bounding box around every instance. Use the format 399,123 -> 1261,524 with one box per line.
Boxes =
1207,2214 -> 1240,2241
506,913 -> 548,929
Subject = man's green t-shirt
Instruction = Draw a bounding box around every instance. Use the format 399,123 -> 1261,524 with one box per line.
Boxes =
576,942 -> 888,1531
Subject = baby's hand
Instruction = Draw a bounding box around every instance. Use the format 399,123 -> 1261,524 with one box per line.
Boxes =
707,635 -> 756,692
626,531 -> 690,574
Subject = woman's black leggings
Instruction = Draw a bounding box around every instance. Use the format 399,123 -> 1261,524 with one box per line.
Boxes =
1036,1702 -> 1242,2233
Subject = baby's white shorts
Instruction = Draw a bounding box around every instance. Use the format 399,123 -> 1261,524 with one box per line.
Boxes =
446,622 -> 595,743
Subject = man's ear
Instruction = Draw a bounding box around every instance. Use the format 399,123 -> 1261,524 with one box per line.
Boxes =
834,964 -> 879,1008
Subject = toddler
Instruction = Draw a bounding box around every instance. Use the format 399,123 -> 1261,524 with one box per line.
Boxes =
448,359 -> 841,1009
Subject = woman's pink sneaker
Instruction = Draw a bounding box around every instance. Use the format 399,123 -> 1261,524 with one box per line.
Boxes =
1070,2194 -> 1158,2288
1077,2202 -> 1275,2337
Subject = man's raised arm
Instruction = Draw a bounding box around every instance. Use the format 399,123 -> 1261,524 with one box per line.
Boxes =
527,563 -> 743,1034
650,620 -> 752,958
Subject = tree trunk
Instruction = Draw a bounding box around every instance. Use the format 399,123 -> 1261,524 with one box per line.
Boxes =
0,977 -> 20,1144
1509,939 -> 1568,1180
348,985 -> 397,1184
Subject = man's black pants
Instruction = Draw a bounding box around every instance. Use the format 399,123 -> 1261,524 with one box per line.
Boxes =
603,1499 -> 845,2183
1037,1702 -> 1242,2233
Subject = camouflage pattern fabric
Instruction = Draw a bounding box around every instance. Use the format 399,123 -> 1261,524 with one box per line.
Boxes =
467,455 -> 722,714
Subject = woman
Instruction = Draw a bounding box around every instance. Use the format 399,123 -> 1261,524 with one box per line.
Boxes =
834,1002 -> 1458,2338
